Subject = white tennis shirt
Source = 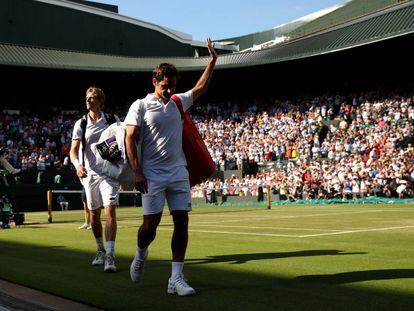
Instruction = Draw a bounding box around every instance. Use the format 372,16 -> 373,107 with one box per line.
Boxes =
72,112 -> 119,175
124,90 -> 193,178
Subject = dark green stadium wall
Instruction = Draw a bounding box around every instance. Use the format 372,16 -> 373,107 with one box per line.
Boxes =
0,0 -> 194,57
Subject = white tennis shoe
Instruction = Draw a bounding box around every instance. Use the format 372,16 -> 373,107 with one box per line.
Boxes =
167,275 -> 196,296
104,254 -> 116,273
130,249 -> 148,283
92,250 -> 105,266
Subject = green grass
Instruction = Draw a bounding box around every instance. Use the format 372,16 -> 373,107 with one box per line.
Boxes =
1,204 -> 414,310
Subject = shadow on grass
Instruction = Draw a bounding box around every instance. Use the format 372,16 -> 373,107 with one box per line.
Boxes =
23,220 -> 78,226
0,240 -> 413,311
184,250 -> 366,264
296,269 -> 414,284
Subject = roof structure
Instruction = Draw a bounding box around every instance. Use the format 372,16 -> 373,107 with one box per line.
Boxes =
0,0 -> 237,58
0,0 -> 413,72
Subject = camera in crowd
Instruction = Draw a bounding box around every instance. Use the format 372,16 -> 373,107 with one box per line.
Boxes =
0,195 -> 24,229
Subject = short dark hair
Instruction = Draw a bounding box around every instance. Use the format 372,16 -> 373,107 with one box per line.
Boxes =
152,63 -> 178,82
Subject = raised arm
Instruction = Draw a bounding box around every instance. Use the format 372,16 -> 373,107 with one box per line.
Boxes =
125,124 -> 148,193
191,37 -> 217,102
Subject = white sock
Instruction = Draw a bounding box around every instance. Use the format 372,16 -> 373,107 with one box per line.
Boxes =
106,241 -> 115,256
136,246 -> 148,261
96,237 -> 105,252
171,261 -> 184,280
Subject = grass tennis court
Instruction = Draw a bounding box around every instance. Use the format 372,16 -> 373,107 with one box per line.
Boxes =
1,204 -> 414,310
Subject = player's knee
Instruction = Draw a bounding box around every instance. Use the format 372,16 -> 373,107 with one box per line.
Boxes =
172,211 -> 188,228
104,205 -> 116,219
139,224 -> 157,242
90,210 -> 101,222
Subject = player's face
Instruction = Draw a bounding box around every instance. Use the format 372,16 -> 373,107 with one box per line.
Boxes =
154,76 -> 177,101
86,91 -> 103,111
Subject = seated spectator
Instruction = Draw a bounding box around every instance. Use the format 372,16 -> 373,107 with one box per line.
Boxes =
57,194 -> 69,211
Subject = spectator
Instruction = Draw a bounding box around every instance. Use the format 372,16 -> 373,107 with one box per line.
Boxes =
57,194 -> 69,211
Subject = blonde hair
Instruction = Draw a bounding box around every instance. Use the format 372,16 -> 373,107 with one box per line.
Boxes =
86,87 -> 105,103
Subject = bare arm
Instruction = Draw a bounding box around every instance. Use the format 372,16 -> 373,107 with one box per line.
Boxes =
69,139 -> 87,178
125,125 -> 147,193
191,37 -> 218,102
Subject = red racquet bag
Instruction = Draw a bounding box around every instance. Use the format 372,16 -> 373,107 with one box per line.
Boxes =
171,95 -> 215,187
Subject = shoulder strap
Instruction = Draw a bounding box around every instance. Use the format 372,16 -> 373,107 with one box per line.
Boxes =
80,115 -> 87,167
104,113 -> 117,125
136,100 -> 146,166
171,95 -> 184,120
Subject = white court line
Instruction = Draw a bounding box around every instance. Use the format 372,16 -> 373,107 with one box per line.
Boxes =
157,227 -> 299,238
190,209 -> 405,218
193,210 -> 391,224
157,225 -> 414,238
300,225 -> 414,237
188,224 -> 341,232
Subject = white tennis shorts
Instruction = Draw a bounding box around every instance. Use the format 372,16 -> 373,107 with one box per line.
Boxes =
142,166 -> 191,215
82,174 -> 119,210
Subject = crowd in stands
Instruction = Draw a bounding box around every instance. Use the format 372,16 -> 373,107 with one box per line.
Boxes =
0,113 -> 76,172
192,91 -> 414,200
1,89 -> 413,200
